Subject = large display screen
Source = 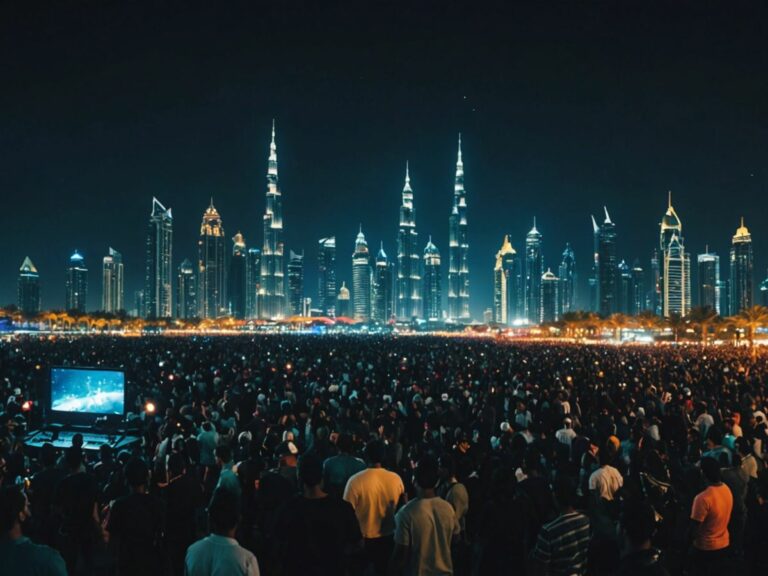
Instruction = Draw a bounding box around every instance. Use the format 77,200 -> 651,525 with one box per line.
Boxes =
50,367 -> 125,416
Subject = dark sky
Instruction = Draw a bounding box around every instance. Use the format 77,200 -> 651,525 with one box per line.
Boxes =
2,1 -> 767,317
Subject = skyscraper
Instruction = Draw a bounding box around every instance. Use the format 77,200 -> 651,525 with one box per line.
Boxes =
760,272 -> 768,306
145,197 -> 173,318
229,233 -> 247,319
197,200 -> 227,319
618,260 -> 631,315
18,257 -> 40,316
493,235 -> 521,325
246,248 -> 261,319
558,243 -> 576,315
594,207 -> 617,317
525,219 -> 543,324
176,259 -> 197,319
397,163 -> 421,320
65,250 -> 88,313
589,216 -> 600,312
317,237 -> 337,316
659,193 -> 689,317
448,134 -> 470,321
373,242 -> 394,322
697,249 -> 721,313
649,249 -> 661,315
352,228 -> 372,321
630,260 -> 645,315
541,269 -> 560,323
287,250 -> 304,316
337,281 -> 351,317
102,247 -> 124,313
730,217 -> 754,315
423,238 -> 442,322
260,120 -> 286,319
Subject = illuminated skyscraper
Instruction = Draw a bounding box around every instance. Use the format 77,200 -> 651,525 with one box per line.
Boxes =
760,273 -> 768,306
697,249 -> 720,313
176,258 -> 197,319
246,248 -> 261,319
649,249 -> 661,314
18,257 -> 40,316
102,247 -> 124,313
525,219 -> 543,323
337,281 -> 351,317
373,242 -> 394,322
145,197 -> 173,318
448,134 -> 470,321
423,238 -> 442,322
66,250 -> 88,313
318,237 -> 337,316
352,228 -> 372,321
397,163 -> 421,320
730,217 -> 754,315
260,120 -> 286,319
618,260 -> 631,315
494,235 -> 521,325
659,193 -> 689,317
229,233 -> 247,319
198,200 -> 227,319
594,207 -> 617,316
631,260 -> 645,315
589,216 -> 600,312
558,243 -> 576,315
541,269 -> 560,323
287,250 -> 304,316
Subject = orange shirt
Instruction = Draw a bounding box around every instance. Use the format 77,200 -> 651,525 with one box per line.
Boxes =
690,483 -> 733,551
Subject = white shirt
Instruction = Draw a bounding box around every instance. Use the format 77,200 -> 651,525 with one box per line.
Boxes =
185,534 -> 260,576
556,427 -> 577,446
588,465 -> 623,501
344,467 -> 405,539
394,497 -> 459,576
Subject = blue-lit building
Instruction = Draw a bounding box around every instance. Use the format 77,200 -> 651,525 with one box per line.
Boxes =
260,121 -> 286,319
287,250 -> 304,316
594,207 -> 617,317
318,237 -> 337,316
65,251 -> 88,313
730,218 -> 754,315
397,163 -> 421,320
447,134 -> 470,322
525,219 -> 543,323
373,243 -> 393,322
558,243 -> 576,315
697,250 -> 721,313
145,197 -> 173,318
176,258 -> 197,319
198,200 -> 227,319
423,238 -> 442,322
18,257 -> 41,316
229,233 -> 247,319
494,235 -> 522,325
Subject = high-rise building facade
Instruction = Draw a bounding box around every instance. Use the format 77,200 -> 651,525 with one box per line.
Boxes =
730,218 -> 754,315
660,194 -> 689,317
197,200 -> 227,319
246,248 -> 261,319
18,257 -> 41,316
133,290 -> 145,318
595,207 -> 618,316
176,259 -> 197,319
697,250 -> 721,313
260,121 -> 286,319
145,197 -> 173,318
541,269 -> 560,323
337,282 -> 351,317
618,260 -> 631,315
760,273 -> 768,306
229,233 -> 247,319
397,164 -> 421,320
352,228 -> 372,321
317,237 -> 337,316
447,134 -> 470,322
65,251 -> 88,313
525,219 -> 543,324
493,235 -> 521,325
649,249 -> 661,314
630,260 -> 645,315
373,243 -> 394,323
287,250 -> 304,316
102,247 -> 124,313
558,243 -> 576,315
423,238 -> 442,322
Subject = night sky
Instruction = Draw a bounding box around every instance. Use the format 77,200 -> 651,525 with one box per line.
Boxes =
2,2 -> 767,318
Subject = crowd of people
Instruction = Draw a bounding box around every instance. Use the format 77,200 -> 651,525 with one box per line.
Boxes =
1,334 -> 768,575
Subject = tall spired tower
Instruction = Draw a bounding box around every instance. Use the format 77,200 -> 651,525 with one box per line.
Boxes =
448,134 -> 470,321
260,120 -> 286,319
660,192 -> 690,317
397,163 -> 421,319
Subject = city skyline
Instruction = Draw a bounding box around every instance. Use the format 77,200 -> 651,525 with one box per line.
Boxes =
2,4 -> 767,317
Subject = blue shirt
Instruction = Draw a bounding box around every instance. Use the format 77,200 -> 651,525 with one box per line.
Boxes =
0,536 -> 67,576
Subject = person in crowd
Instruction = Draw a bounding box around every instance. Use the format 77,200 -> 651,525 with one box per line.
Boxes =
344,439 -> 406,576
214,444 -> 241,499
323,432 -> 366,498
389,455 -> 459,576
617,500 -> 669,576
689,457 -> 733,575
28,442 -> 66,545
185,488 -> 260,576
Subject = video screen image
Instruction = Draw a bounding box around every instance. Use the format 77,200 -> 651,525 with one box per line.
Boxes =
50,368 -> 125,415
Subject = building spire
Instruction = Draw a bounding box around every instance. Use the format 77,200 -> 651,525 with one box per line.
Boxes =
668,190 -> 672,209
403,161 -> 412,194
268,119 -> 278,176
591,215 -> 599,233
604,206 -> 612,224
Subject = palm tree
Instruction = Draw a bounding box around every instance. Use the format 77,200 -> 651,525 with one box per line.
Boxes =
665,312 -> 687,343
605,313 -> 633,342
688,306 -> 719,346
560,311 -> 582,339
735,305 -> 768,358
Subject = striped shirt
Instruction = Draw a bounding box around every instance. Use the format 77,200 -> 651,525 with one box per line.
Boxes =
531,511 -> 590,576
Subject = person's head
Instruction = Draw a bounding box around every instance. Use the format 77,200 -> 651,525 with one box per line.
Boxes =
124,458 -> 149,490
736,436 -> 752,457
275,441 -> 299,467
215,444 -> 232,467
438,453 -> 456,481
706,426 -> 723,448
208,488 -> 240,536
553,474 -> 579,511
364,439 -> 385,466
622,501 -> 656,548
40,443 -> 57,468
298,453 -> 323,490
414,456 -> 439,493
336,433 -> 354,454
71,433 -> 84,449
700,457 -> 722,484
99,444 -> 114,464
0,486 -> 29,536
64,446 -> 82,473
